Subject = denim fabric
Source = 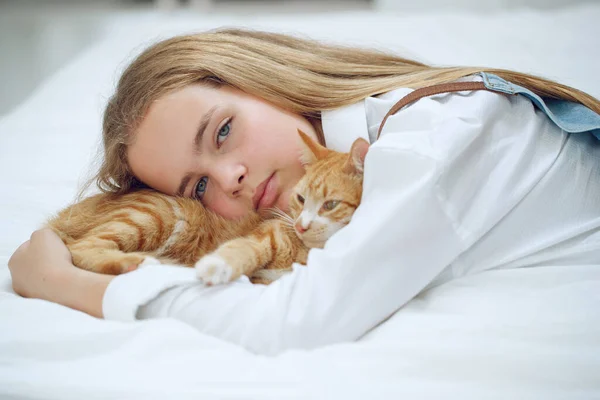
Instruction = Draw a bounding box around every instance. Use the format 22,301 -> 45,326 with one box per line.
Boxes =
480,72 -> 600,140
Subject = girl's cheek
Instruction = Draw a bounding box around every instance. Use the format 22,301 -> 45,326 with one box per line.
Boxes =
209,197 -> 250,220
277,188 -> 291,213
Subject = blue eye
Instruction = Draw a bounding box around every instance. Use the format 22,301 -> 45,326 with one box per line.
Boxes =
195,176 -> 208,199
217,120 -> 231,146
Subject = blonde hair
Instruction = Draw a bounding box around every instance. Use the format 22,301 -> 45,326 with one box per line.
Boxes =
95,28 -> 600,195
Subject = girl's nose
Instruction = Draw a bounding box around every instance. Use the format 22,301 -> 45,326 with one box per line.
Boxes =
214,163 -> 247,196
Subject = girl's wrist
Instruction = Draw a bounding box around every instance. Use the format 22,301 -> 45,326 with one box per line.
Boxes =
55,263 -> 115,318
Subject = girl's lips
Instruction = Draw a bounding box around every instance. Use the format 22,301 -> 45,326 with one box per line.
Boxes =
253,173 -> 278,211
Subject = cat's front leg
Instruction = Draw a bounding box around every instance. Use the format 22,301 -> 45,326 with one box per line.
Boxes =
195,220 -> 286,285
194,237 -> 265,285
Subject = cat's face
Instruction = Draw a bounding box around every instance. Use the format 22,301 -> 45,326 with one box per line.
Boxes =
286,130 -> 369,249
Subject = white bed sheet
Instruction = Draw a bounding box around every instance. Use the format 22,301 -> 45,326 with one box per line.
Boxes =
1,6 -> 600,399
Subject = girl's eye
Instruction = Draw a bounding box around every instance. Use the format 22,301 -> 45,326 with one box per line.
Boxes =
195,176 -> 208,200
216,119 -> 232,146
297,194 -> 305,204
322,200 -> 340,211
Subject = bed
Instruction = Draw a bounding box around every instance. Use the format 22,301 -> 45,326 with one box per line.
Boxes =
1,5 -> 599,399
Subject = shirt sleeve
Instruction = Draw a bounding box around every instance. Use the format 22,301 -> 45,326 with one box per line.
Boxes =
102,90 -> 513,356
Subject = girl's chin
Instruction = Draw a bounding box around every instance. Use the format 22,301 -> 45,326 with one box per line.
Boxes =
275,189 -> 291,213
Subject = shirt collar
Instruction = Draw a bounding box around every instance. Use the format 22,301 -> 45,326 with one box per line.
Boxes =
321,99 -> 370,152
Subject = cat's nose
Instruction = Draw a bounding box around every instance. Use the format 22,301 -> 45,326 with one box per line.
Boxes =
295,222 -> 310,234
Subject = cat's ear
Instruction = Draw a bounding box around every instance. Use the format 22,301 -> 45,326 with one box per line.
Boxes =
297,129 -> 329,167
343,138 -> 369,175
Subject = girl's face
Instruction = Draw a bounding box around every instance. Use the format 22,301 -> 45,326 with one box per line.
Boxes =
127,84 -> 320,219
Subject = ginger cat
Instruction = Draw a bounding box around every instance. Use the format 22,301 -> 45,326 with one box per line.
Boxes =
47,130 -> 368,284
195,131 -> 369,285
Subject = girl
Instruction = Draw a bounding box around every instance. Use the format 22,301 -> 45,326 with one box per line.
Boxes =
8,29 -> 600,356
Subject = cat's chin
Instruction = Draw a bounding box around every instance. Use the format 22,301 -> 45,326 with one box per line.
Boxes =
298,236 -> 326,249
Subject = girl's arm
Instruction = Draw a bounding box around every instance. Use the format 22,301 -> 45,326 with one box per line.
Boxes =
105,88 -> 529,356
8,229 -> 114,318
101,143 -> 464,356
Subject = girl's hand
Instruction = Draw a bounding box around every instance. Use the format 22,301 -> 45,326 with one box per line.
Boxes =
8,228 -> 74,300
8,228 -> 115,318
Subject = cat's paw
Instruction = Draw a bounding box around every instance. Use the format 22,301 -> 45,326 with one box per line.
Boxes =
195,254 -> 234,286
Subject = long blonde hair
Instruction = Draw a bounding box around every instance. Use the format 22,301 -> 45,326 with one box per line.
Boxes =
95,28 -> 600,195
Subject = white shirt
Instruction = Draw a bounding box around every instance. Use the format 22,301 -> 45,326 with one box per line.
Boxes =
103,82 -> 600,356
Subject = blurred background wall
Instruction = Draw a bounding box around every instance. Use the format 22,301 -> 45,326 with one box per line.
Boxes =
0,0 -> 367,116
0,0 -> 596,116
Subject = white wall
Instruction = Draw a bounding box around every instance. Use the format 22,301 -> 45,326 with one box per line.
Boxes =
374,0 -> 598,12
0,9 -> 111,116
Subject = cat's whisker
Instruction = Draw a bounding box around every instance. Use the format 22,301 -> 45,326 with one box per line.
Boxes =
266,206 -> 283,219
277,213 -> 294,225
282,219 -> 296,232
275,207 -> 293,223
268,207 -> 295,226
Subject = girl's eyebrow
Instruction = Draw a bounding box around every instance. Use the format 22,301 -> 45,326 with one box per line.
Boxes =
176,175 -> 192,197
176,105 -> 219,197
194,105 -> 219,153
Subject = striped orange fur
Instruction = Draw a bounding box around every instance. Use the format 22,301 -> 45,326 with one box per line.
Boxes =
48,130 -> 369,284
47,190 -> 261,276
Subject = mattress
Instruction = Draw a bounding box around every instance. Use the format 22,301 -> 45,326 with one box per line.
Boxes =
1,5 -> 599,399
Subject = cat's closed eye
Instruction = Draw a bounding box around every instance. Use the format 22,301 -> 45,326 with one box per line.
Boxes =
296,194 -> 305,204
